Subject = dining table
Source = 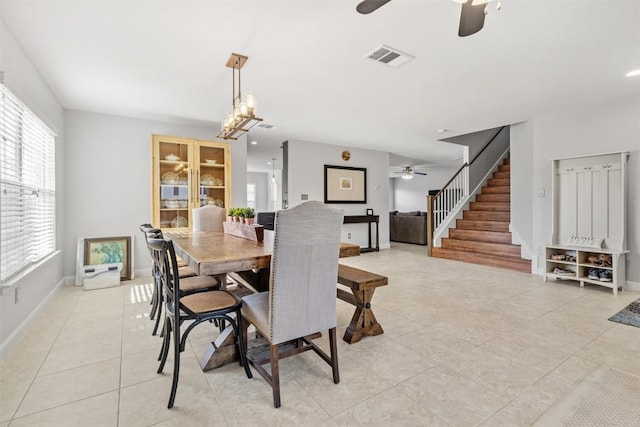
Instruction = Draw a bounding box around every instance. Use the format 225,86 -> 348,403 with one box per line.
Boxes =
164,229 -> 362,371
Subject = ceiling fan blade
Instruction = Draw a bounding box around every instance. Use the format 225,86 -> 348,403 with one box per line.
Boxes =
458,0 -> 486,37
414,172 -> 428,176
356,0 -> 392,15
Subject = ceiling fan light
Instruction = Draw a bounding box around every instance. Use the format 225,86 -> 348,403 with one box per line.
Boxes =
401,173 -> 413,180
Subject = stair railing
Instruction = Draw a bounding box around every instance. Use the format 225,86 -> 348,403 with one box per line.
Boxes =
426,126 -> 507,255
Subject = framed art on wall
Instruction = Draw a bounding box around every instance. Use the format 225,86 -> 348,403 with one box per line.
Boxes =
324,165 -> 367,204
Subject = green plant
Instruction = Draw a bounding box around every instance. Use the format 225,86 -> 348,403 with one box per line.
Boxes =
227,207 -> 234,216
243,207 -> 255,218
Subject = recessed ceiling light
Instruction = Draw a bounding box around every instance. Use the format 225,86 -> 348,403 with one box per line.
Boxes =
267,161 -> 272,165
625,69 -> 640,77
251,140 -> 258,145
436,128 -> 448,133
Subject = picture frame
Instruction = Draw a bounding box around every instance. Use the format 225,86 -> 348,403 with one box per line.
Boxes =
324,165 -> 367,204
84,236 -> 132,280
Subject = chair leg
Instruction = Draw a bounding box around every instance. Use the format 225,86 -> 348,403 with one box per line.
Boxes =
157,317 -> 171,371
168,316 -> 181,408
270,344 -> 281,408
235,312 -> 253,379
328,327 -> 340,384
152,300 -> 163,336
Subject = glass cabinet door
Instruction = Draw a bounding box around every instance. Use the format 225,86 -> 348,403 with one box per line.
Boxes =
153,136 -> 193,229
195,142 -> 230,209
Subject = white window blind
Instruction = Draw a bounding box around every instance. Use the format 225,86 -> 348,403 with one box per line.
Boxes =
1,84 -> 56,282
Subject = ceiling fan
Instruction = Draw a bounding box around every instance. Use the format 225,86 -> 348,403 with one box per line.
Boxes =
356,0 -> 502,37
393,166 -> 428,180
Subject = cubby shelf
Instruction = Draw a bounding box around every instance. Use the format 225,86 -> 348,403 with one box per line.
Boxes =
544,245 -> 627,295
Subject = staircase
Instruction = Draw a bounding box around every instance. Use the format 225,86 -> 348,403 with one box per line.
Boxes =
432,158 -> 531,273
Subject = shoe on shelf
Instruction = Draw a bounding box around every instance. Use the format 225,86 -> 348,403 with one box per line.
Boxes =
551,254 -> 566,261
588,268 -> 600,280
565,255 -> 576,262
599,270 -> 612,282
553,267 -> 574,277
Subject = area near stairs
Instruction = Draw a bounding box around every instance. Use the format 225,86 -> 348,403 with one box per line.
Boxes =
432,158 -> 531,273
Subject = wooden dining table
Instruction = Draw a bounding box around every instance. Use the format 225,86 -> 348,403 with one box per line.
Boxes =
164,229 -> 362,370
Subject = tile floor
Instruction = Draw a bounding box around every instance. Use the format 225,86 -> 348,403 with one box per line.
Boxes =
1,243 -> 639,426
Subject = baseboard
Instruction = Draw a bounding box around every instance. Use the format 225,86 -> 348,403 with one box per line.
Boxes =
0,277 -> 66,360
626,280 -> 640,292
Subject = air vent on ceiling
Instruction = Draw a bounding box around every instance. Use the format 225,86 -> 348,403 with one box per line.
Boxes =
257,123 -> 275,129
365,45 -> 415,68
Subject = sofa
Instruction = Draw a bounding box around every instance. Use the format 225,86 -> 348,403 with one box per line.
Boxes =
389,211 -> 428,245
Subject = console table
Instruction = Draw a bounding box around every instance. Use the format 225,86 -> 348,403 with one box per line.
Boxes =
343,215 -> 379,253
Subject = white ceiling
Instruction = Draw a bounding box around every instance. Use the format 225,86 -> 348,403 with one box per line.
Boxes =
2,0 -> 639,173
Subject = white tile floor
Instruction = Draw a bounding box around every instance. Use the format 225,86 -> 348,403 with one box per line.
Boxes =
1,243 -> 639,426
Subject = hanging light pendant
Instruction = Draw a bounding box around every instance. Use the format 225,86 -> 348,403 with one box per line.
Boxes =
217,53 -> 263,140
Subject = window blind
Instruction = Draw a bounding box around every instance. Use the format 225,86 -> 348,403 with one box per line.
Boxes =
0,84 -> 56,282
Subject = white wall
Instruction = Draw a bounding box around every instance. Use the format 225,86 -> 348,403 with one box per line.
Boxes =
510,122 -> 534,258
522,94 -> 640,283
64,110 -> 248,277
286,140 -> 390,249
391,166 -> 459,212
0,18 -> 66,355
247,171 -> 269,212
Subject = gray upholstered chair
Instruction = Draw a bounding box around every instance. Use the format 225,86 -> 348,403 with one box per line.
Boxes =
240,201 -> 344,408
192,205 -> 225,232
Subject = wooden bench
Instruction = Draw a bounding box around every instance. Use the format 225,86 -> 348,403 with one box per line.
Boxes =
337,264 -> 388,344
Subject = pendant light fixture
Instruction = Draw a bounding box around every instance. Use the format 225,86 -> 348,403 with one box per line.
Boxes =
217,53 -> 263,140
271,158 -> 276,183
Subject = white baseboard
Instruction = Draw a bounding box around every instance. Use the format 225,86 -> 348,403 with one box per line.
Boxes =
626,280 -> 640,292
0,278 -> 66,360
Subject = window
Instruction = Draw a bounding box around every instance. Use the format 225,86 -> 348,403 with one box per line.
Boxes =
247,183 -> 256,209
1,84 -> 56,282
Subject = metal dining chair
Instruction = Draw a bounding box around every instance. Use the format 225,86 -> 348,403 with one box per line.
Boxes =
240,201 -> 344,408
140,225 -> 219,336
147,237 -> 252,408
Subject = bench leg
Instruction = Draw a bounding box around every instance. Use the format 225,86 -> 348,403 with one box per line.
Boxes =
343,289 -> 384,344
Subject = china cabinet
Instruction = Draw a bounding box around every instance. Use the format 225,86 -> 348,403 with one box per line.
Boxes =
152,135 -> 231,229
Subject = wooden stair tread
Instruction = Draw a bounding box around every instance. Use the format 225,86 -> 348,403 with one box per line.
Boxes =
498,164 -> 510,172
469,202 -> 510,212
441,238 -> 522,257
482,186 -> 510,194
476,193 -> 510,202
449,229 -> 512,244
432,248 -> 530,273
455,219 -> 510,232
492,171 -> 510,179
463,210 -> 510,221
487,178 -> 510,187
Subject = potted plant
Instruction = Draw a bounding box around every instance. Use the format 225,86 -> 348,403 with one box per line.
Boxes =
244,207 -> 255,225
227,207 -> 234,223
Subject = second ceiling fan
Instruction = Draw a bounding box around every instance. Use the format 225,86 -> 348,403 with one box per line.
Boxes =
356,0 -> 500,37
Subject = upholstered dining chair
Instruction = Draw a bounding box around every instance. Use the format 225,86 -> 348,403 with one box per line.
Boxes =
192,205 -> 225,232
147,237 -> 252,408
240,201 -> 344,408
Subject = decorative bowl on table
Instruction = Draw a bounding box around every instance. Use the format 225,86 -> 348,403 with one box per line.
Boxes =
164,153 -> 180,162
200,174 -> 215,185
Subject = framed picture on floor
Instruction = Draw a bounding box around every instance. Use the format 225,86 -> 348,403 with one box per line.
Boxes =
84,235 -> 133,280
